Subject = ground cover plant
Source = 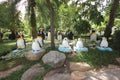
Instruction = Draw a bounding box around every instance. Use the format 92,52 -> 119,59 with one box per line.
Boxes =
0,40 -> 16,57
68,49 -> 120,68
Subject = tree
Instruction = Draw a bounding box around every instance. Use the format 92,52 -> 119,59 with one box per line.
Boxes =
104,0 -> 119,39
29,0 -> 37,39
46,0 -> 55,50
36,0 -> 49,29
74,20 -> 91,35
0,0 -> 22,41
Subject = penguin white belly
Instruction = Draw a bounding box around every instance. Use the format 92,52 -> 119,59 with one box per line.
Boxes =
76,41 -> 83,48
37,38 -> 43,47
100,40 -> 108,47
90,34 -> 97,41
32,42 -> 41,50
17,39 -> 25,48
62,41 -> 70,47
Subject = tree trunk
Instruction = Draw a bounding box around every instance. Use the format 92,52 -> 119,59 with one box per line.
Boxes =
30,0 -> 37,39
46,0 -> 55,50
104,0 -> 119,39
0,35 -> 2,42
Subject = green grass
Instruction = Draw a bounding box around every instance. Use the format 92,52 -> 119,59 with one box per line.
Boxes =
34,61 -> 52,80
0,39 -> 120,79
0,40 -> 16,57
0,40 -> 52,80
0,58 -> 52,80
68,49 -> 120,68
0,58 -> 28,71
0,58 -> 40,80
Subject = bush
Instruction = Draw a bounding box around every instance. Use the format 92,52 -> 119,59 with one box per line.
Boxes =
112,30 -> 120,51
3,32 -> 11,40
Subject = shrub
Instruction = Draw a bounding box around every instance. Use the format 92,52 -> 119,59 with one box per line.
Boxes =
112,30 -> 120,51
3,32 -> 11,40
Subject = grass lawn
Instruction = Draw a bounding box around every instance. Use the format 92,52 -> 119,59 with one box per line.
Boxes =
0,40 -> 16,57
0,58 -> 52,80
0,40 -> 52,80
0,39 -> 120,80
68,49 -> 120,68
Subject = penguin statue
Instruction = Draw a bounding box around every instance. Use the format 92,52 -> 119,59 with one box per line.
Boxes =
100,37 -> 108,47
58,37 -> 72,53
74,38 -> 88,52
32,38 -> 43,54
97,37 -> 112,51
12,34 -> 26,53
36,34 -> 43,47
17,35 -> 26,49
90,30 -> 97,42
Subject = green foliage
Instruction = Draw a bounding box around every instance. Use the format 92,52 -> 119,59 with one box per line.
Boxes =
58,3 -> 78,30
77,0 -> 105,26
2,31 -> 11,40
74,20 -> 91,35
0,0 -> 23,32
89,11 -> 104,25
112,30 -> 120,51
36,0 -> 49,27
114,19 -> 120,28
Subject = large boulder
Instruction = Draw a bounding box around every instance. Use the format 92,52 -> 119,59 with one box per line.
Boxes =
21,63 -> 45,80
25,49 -> 45,60
42,51 -> 66,68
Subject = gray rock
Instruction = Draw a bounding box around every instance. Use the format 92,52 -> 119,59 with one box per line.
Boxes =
25,49 -> 45,60
21,63 -> 45,80
42,51 -> 66,68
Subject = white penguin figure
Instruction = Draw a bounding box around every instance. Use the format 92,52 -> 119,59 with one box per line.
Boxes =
36,34 -> 43,47
74,38 -> 88,52
17,35 -> 25,49
76,38 -> 83,48
100,37 -> 108,47
32,39 -> 41,51
62,38 -> 70,47
58,37 -> 72,53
